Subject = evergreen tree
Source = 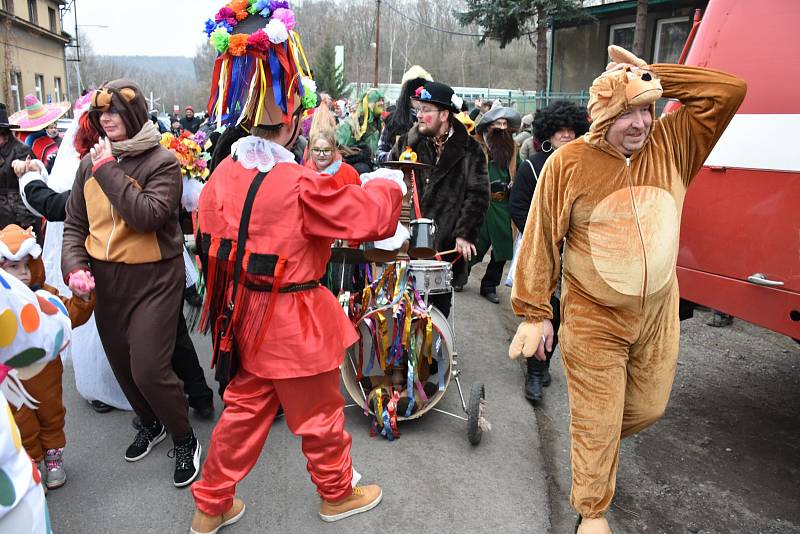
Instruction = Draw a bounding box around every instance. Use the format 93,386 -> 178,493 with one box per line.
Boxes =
457,0 -> 586,91
313,41 -> 350,100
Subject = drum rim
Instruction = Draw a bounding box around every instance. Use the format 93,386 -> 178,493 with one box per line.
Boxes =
341,305 -> 454,422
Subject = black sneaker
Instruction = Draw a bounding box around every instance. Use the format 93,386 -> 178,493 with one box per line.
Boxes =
169,432 -> 201,488
124,420 -> 166,462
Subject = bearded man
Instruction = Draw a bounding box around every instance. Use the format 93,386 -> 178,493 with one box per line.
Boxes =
390,81 -> 489,317
469,106 -> 522,303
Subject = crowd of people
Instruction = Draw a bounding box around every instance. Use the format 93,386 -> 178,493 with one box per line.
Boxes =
0,1 -> 747,533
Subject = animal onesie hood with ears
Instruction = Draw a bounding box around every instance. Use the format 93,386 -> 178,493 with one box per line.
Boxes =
511,46 -> 747,520
62,78 -> 193,443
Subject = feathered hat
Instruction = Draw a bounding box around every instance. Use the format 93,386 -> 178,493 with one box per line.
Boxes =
203,0 -> 317,130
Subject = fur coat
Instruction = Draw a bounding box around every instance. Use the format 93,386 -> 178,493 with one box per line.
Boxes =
391,118 -> 489,285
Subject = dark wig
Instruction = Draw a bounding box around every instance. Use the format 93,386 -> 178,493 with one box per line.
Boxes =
385,77 -> 428,139
532,100 -> 590,143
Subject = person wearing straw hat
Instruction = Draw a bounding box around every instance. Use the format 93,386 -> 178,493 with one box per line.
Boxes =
0,103 -> 36,234
9,96 -> 71,170
190,2 -> 405,531
508,46 -> 746,533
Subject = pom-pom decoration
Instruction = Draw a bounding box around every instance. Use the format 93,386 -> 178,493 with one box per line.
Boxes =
210,27 -> 231,54
265,18 -> 289,43
271,8 -> 296,30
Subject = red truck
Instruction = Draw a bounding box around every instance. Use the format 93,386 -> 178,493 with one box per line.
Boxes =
668,0 -> 800,340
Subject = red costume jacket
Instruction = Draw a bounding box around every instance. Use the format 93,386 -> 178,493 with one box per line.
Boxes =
198,156 -> 402,379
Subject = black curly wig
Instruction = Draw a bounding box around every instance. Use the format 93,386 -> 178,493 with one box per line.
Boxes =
532,100 -> 590,144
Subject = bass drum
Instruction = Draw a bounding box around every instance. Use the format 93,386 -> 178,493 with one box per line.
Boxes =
341,305 -> 454,421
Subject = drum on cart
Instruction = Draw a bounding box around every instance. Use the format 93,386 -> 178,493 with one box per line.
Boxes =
408,260 -> 452,296
342,306 -> 454,421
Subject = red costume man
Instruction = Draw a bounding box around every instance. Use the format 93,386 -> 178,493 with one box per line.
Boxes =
189,5 -> 404,533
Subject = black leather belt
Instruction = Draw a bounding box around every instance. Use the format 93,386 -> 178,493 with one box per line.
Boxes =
242,280 -> 320,292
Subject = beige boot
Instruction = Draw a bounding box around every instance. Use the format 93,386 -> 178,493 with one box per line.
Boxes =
577,517 -> 612,534
190,498 -> 246,534
319,485 -> 383,522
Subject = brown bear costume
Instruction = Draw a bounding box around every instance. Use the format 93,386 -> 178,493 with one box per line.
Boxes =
510,46 -> 747,528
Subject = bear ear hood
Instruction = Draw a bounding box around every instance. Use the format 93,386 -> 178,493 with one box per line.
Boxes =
586,45 -> 663,147
88,78 -> 148,140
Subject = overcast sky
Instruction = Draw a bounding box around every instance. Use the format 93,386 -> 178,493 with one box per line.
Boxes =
63,0 -> 223,57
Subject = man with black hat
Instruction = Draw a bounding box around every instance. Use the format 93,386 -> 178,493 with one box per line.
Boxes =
390,81 -> 489,317
0,103 -> 36,230
470,104 -> 522,304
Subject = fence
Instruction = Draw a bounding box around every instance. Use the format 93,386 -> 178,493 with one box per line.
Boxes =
490,91 -> 591,115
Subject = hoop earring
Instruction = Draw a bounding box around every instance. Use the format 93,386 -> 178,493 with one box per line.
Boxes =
541,140 -> 553,153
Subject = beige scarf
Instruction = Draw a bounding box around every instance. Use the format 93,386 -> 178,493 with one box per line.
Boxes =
110,121 -> 162,157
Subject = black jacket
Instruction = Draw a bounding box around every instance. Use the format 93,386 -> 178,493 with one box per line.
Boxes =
179,115 -> 203,134
390,119 -> 490,285
23,179 -> 69,221
510,150 -> 551,232
0,136 -> 34,190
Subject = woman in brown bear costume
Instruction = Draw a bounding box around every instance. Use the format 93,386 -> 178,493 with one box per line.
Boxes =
61,79 -> 200,488
509,46 -> 747,533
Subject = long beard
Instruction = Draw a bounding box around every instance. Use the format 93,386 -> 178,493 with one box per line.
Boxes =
487,129 -> 515,170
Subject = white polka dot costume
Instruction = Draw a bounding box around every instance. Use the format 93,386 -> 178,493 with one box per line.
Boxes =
0,268 -> 72,533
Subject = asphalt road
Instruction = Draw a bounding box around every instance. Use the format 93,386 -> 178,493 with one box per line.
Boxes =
44,261 -> 800,533
47,263 -> 551,533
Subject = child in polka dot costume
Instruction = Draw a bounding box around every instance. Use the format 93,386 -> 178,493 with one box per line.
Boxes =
0,263 -> 72,533
0,224 -> 95,490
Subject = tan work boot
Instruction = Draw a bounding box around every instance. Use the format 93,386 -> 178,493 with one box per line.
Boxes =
319,485 -> 383,522
577,517 -> 612,534
190,498 -> 246,534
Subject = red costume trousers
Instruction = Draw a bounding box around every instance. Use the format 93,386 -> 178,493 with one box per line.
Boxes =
191,367 -> 353,515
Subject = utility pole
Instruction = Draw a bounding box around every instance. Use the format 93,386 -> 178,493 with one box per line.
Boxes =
373,0 -> 381,88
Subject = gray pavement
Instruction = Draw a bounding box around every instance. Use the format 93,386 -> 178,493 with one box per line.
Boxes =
48,263 -> 551,533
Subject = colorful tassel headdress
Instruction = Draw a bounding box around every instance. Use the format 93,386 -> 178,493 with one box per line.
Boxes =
204,0 -> 316,130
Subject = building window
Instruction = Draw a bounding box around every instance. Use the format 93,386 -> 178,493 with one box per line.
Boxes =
9,72 -> 22,112
48,7 -> 57,32
654,16 -> 692,63
609,22 -> 636,51
1,0 -> 14,14
35,74 -> 44,103
54,77 -> 62,102
28,0 -> 37,24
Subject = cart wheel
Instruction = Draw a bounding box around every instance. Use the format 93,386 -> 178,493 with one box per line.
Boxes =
467,382 -> 485,445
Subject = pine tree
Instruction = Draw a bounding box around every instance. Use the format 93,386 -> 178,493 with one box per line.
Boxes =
457,0 -> 587,91
313,41 -> 349,100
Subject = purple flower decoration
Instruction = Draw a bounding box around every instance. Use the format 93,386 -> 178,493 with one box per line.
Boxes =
204,18 -> 217,37
270,0 -> 289,10
271,8 -> 296,30
217,20 -> 234,33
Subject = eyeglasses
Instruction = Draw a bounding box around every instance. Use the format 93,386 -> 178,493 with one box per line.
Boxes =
416,107 -> 440,116
311,148 -> 334,156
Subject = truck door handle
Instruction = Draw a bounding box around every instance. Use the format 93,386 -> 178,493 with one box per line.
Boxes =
747,273 -> 785,287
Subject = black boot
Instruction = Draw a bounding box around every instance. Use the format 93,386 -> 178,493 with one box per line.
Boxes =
542,366 -> 552,387
525,358 -> 545,403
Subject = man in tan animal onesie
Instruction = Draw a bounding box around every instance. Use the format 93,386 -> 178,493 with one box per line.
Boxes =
509,46 -> 746,533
